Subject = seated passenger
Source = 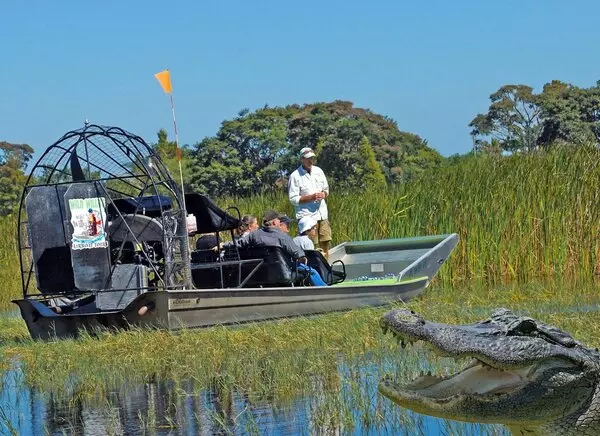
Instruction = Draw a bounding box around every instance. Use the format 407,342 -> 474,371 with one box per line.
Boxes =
278,213 -> 294,234
218,215 -> 259,251
293,216 -> 317,250
238,215 -> 259,239
241,210 -> 327,286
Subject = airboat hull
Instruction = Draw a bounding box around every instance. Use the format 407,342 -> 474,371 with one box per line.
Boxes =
14,234 -> 458,340
14,277 -> 428,340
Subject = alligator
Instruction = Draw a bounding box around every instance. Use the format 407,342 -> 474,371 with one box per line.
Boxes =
378,308 -> 600,436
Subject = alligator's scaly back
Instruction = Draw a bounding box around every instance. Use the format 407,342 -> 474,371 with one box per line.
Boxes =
378,308 -> 600,435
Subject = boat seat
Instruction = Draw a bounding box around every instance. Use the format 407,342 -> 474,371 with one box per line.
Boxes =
305,250 -> 346,285
237,246 -> 307,288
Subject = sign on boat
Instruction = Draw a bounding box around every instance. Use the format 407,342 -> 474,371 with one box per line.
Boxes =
13,124 -> 458,340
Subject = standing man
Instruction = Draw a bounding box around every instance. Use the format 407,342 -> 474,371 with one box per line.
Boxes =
288,147 -> 332,257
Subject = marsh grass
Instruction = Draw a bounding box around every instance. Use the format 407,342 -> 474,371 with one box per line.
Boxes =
229,146 -> 599,287
0,146 -> 597,310
0,215 -> 20,310
3,280 -> 599,400
0,278 -> 595,434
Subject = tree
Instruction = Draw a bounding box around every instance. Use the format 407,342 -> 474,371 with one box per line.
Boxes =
289,101 -> 440,184
356,136 -> 386,190
0,141 -> 34,215
538,80 -> 600,145
152,129 -> 193,191
217,107 -> 294,189
315,118 -> 372,189
189,137 -> 253,197
469,85 -> 542,152
187,101 -> 442,197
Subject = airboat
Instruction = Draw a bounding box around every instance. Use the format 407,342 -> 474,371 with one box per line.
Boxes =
13,124 -> 458,340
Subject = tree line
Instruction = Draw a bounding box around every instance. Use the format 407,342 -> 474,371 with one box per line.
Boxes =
469,81 -> 600,153
162,100 -> 440,198
1,79 -> 599,216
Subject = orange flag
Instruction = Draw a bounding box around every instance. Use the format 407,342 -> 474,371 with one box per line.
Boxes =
154,69 -> 172,94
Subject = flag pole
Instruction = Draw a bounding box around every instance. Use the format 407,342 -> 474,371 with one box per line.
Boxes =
155,69 -> 187,215
169,92 -> 187,214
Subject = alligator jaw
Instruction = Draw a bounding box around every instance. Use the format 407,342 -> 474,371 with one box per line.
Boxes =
377,309 -> 596,428
378,356 -> 533,402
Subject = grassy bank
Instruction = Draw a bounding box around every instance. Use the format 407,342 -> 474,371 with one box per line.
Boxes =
2,279 -> 599,402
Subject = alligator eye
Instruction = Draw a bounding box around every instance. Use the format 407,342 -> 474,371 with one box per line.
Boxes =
506,318 -> 537,335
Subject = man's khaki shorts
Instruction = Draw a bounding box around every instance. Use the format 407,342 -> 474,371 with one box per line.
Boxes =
310,219 -> 332,244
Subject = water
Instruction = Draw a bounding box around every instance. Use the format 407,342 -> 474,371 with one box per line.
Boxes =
2,290 -> 598,435
0,356 -> 507,435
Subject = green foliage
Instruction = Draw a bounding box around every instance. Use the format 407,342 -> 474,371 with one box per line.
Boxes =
151,129 -> 193,191
190,137 -> 253,197
0,215 -> 21,309
538,80 -> 600,145
471,81 -> 600,152
357,136 -> 386,190
288,101 -> 440,185
3,280 -> 599,418
228,146 -> 599,287
188,101 -> 441,197
0,141 -> 33,216
469,84 -> 542,152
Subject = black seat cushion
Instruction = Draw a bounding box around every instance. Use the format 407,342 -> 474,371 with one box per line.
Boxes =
237,246 -> 303,287
305,250 -> 346,285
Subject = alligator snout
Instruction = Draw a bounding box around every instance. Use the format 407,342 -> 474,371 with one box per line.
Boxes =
381,308 -> 425,330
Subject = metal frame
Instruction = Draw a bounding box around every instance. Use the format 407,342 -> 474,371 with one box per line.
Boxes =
17,124 -> 189,299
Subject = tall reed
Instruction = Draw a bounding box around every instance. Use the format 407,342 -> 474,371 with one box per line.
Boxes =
0,215 -> 19,309
227,145 -> 599,286
0,146 -> 597,310
396,146 -> 599,285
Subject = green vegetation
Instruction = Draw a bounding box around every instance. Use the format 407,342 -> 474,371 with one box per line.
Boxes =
470,81 -> 600,152
228,145 -> 599,286
0,280 -> 598,432
189,100 -> 440,196
0,215 -> 19,310
0,144 -> 597,310
0,141 -> 32,216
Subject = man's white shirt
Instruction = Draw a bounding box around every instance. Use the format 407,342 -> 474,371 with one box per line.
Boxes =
288,165 -> 329,221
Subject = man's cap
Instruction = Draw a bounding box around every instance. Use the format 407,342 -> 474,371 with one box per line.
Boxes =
262,209 -> 279,224
278,214 -> 294,225
299,147 -> 316,159
298,216 -> 318,234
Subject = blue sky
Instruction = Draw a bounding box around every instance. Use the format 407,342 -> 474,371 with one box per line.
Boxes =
2,0 -> 599,162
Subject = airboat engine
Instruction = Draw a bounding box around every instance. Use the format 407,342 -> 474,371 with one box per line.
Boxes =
18,124 -> 191,314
